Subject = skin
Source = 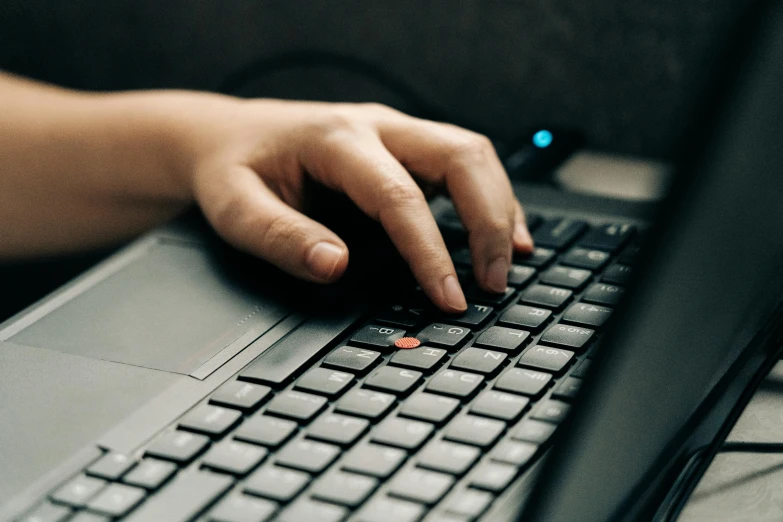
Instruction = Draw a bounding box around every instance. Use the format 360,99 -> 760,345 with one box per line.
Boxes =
0,72 -> 533,312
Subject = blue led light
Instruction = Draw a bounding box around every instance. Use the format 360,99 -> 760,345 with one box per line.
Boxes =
532,130 -> 553,148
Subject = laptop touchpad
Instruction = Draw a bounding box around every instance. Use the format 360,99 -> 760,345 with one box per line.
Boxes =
8,241 -> 288,376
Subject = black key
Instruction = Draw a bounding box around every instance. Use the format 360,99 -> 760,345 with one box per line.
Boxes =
388,468 -> 455,505
507,265 -> 536,287
306,413 -> 369,446
552,376 -> 583,401
539,324 -> 595,352
264,391 -> 327,423
464,285 -> 515,306
371,416 -> 434,451
526,213 -> 544,231
364,366 -> 423,396
450,347 -> 507,375
515,247 -> 556,268
583,283 -> 624,306
417,323 -> 471,349
234,415 -> 297,448
86,453 -> 136,481
145,430 -> 210,465
310,470 -> 378,508
603,263 -> 633,285
50,475 -> 106,507
450,248 -> 472,267
497,304 -> 552,332
341,443 -> 406,479
398,392 -> 460,425
444,415 -> 505,448
322,345 -> 381,375
532,218 -> 587,250
469,390 -> 530,421
210,381 -> 271,412
511,419 -> 557,444
531,399 -> 571,424
245,466 -> 309,502
619,241 -> 642,265
519,284 -> 572,310
19,502 -> 73,522
490,440 -> 538,467
539,266 -> 592,290
355,496 -> 425,522
560,247 -> 611,271
389,346 -> 447,372
376,303 -> 425,328
571,359 -> 592,378
275,498 -> 347,522
426,369 -> 484,399
123,459 -> 177,491
351,324 -> 406,349
201,439 -> 268,476
562,302 -> 613,327
447,303 -> 494,328
335,389 -> 395,420
275,440 -> 340,474
238,318 -> 354,387
208,493 -> 277,522
578,223 -> 635,253
443,489 -> 494,519
468,462 -> 517,493
474,326 -> 530,352
494,368 -> 552,398
179,404 -> 242,438
86,483 -> 146,518
417,440 -> 480,475
517,345 -> 575,374
123,472 -> 232,522
294,367 -> 354,397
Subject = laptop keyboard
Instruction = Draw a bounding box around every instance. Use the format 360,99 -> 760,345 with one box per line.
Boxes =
22,214 -> 641,522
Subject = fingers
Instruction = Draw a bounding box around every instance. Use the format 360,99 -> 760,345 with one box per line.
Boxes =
196,164 -> 349,283
513,199 -> 535,253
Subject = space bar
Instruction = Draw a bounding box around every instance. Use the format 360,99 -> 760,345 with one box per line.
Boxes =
125,472 -> 233,522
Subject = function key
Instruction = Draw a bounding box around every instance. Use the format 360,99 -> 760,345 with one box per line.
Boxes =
50,475 -> 106,508
532,218 -> 588,250
498,304 -> 552,332
578,223 -> 635,253
86,453 -> 135,481
511,419 -> 557,444
123,459 -> 177,491
426,369 -> 484,399
582,283 -> 624,306
515,247 -> 556,268
389,346 -> 448,372
264,391 -> 327,423
444,415 -> 505,448
294,368 -> 354,398
145,431 -> 210,465
209,381 -> 271,412
234,415 -> 297,448
371,416 -> 434,451
519,284 -> 572,310
417,323 -> 471,349
376,303 -> 427,328
562,302 -> 613,327
494,368 -> 552,398
469,390 -> 530,422
244,465 -> 309,503
560,247 -> 610,271
275,439 -> 340,474
351,324 -> 406,350
539,324 -> 595,352
474,326 -> 531,352
335,389 -> 396,420
602,263 -> 633,285
341,443 -> 406,479
464,285 -> 515,306
364,366 -> 423,396
306,413 -> 369,446
446,303 -> 494,328
179,404 -> 242,438
417,440 -> 480,475
398,392 -> 460,425
539,266 -> 592,290
387,468 -> 455,505
531,399 -> 571,424
552,376 -> 583,401
450,347 -> 507,376
201,439 -> 268,476
517,345 -> 575,374
507,265 -> 536,287
322,345 -> 381,375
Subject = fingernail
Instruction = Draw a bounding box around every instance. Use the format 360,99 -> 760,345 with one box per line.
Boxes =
306,242 -> 345,281
442,274 -> 467,311
485,256 -> 509,293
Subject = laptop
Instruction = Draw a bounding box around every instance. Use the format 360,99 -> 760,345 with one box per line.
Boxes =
3,1 -> 783,521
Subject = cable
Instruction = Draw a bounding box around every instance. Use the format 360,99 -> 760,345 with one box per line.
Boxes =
720,441 -> 783,454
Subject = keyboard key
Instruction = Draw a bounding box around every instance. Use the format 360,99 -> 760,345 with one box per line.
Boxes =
335,389 -> 395,420
539,266 -> 592,290
474,326 -> 530,352
275,440 -> 340,474
209,381 -> 271,412
208,493 -> 277,522
85,483 -> 146,518
179,405 -> 242,438
450,347 -> 507,375
515,247 -> 556,268
398,392 -> 460,425
562,302 -> 613,327
294,367 -> 354,397
507,265 -> 536,287
376,303 -> 425,328
531,399 -> 571,424
122,459 -> 177,491
355,496 -> 425,522
517,345 -> 575,374
464,285 -> 515,306
145,430 -> 210,464
497,304 -> 552,332
19,502 -> 73,522
364,366 -> 423,396
201,439 -> 268,476
417,440 -> 480,475
417,323 -> 471,349
468,462 -> 517,493
603,263 -> 633,285
578,223 -> 635,252
447,303 -> 494,328
341,443 -> 406,479
322,345 -> 381,375
519,284 -> 572,310
389,346 -> 447,372
245,466 -> 309,502
583,283 -> 625,306
511,419 -> 557,444
443,488 -> 494,519
86,453 -> 135,481
469,390 -> 530,421
560,247 -> 610,270
306,413 -> 369,446
552,376 -> 583,401
444,415 -> 505,448
276,498 -> 347,522
63,513 -> 109,522
532,218 -> 587,250
619,241 -> 642,265
572,359 -> 592,378
50,475 -> 106,507
494,368 -> 552,398
310,470 -> 378,507
388,468 -> 455,505
539,324 -> 595,352
371,416 -> 434,451
426,369 -> 484,399
351,324 -> 406,349
234,415 -> 297,448
264,391 -> 327,423
490,440 -> 538,467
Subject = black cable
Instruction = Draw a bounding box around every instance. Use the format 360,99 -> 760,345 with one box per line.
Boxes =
720,441 -> 783,454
